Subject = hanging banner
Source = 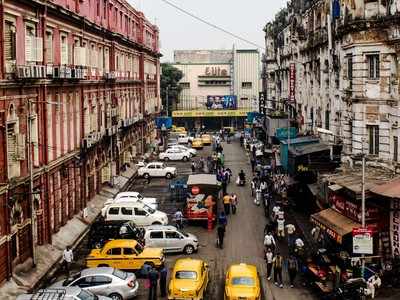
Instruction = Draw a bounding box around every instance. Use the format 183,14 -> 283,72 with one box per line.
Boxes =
352,227 -> 373,255
289,63 -> 296,103
391,199 -> 400,256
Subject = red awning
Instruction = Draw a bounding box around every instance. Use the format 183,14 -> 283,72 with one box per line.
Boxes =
370,178 -> 400,199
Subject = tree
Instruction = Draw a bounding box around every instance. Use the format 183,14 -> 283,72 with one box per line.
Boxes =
160,63 -> 183,115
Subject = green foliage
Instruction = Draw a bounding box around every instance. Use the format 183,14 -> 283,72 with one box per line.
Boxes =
161,63 -> 183,111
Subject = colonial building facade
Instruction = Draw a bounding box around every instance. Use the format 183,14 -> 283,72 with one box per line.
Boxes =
0,0 -> 160,283
264,0 -> 400,166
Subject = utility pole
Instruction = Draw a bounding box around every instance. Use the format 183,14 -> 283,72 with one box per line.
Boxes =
109,103 -> 114,187
361,149 -> 366,277
165,85 -> 169,117
27,99 -> 36,267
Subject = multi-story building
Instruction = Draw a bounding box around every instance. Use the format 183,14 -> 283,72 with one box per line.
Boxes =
172,49 -> 260,129
0,0 -> 160,283
264,0 -> 400,165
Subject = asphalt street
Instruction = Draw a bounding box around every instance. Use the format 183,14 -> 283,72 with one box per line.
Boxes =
129,140 -> 317,300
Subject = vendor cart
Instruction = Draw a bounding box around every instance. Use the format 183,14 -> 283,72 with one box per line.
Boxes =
185,174 -> 222,227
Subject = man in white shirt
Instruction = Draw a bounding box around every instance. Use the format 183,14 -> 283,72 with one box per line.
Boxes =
286,224 -> 296,247
264,232 -> 276,251
174,209 -> 184,229
277,217 -> 285,238
265,247 -> 274,280
62,246 -> 74,275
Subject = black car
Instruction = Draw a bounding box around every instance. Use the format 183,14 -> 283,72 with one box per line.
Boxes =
87,220 -> 145,249
322,278 -> 368,300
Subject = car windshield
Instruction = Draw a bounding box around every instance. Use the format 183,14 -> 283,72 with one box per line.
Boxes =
231,277 -> 255,286
113,268 -> 128,280
77,290 -> 98,300
135,243 -> 144,254
144,204 -> 155,214
137,193 -> 144,200
179,231 -> 189,237
175,271 -> 197,279
161,163 -> 166,168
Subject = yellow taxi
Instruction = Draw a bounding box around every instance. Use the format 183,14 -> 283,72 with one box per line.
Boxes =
174,127 -> 187,134
201,134 -> 212,145
85,239 -> 164,270
168,258 -> 209,300
224,263 -> 261,300
191,138 -> 204,149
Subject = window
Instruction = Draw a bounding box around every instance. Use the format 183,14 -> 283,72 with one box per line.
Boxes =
92,275 -> 112,285
60,34 -> 69,65
46,30 -> 53,63
134,208 -> 147,216
180,82 -> 190,89
25,23 -> 36,62
97,0 -> 100,17
106,248 -> 122,255
104,1 -> 107,18
4,20 -> 16,61
367,125 -> 379,155
121,207 -> 133,215
394,136 -> 398,162
165,231 -> 181,239
325,110 -> 330,130
175,271 -> 197,279
104,47 -> 110,72
108,207 -> 119,215
148,164 -> 155,169
150,231 -> 163,239
123,248 -> 135,255
72,277 -> 91,287
367,54 -> 380,79
242,82 -> 253,89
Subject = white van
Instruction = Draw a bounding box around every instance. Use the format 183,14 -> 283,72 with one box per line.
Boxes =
103,202 -> 168,226
104,192 -> 158,210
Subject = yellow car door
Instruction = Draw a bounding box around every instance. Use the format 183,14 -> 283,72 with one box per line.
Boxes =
200,263 -> 209,297
123,247 -> 140,270
104,247 -> 123,269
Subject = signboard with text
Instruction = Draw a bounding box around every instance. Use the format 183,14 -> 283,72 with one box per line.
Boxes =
391,199 -> 400,256
206,95 -> 237,110
172,109 -> 251,118
289,63 -> 296,103
353,227 -> 373,255
330,194 -> 379,223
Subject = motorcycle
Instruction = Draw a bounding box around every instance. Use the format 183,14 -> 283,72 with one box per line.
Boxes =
236,176 -> 246,186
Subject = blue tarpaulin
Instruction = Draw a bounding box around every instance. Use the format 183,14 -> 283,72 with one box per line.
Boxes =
332,0 -> 340,19
155,117 -> 172,129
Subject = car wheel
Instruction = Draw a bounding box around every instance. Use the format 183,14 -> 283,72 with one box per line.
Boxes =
143,173 -> 150,179
165,173 -> 172,179
164,157 -> 169,161
109,293 -> 123,300
184,245 -> 195,255
98,264 -> 109,267
182,156 -> 189,162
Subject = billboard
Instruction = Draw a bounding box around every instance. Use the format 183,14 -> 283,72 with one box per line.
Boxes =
172,109 -> 251,118
352,227 -> 373,255
206,95 -> 237,110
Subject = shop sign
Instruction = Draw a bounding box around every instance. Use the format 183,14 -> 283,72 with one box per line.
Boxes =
330,194 -> 379,223
312,217 -> 342,243
390,199 -> 400,256
289,63 -> 296,103
352,227 -> 373,255
172,109 -> 251,118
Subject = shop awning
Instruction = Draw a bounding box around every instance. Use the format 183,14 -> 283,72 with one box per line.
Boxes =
370,178 -> 400,199
311,208 -> 361,244
328,184 -> 343,192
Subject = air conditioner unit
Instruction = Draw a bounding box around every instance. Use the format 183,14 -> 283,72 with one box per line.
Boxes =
46,65 -> 54,77
65,67 -> 71,78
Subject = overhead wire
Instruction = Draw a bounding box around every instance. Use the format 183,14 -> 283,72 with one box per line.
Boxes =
159,0 -> 265,50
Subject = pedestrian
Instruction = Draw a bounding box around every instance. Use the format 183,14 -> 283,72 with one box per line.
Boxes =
255,185 -> 262,205
148,267 -> 159,300
285,223 -> 296,248
251,177 -> 257,197
62,245 -> 74,275
159,263 -> 168,297
174,209 -> 184,229
231,193 -> 238,214
191,161 -> 196,173
265,247 -> 274,281
218,211 -> 227,227
252,144 -> 256,158
223,193 -> 231,215
273,252 -> 284,288
287,254 -> 298,288
250,157 -> 256,173
277,216 -> 285,238
221,175 -> 228,195
367,274 -> 381,299
217,224 -> 226,249
263,231 -> 276,252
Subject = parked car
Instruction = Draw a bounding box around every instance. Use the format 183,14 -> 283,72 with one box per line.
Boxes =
167,138 -> 179,147
144,225 -> 199,254
168,258 -> 209,300
102,202 -> 168,226
16,287 -> 111,300
191,138 -> 204,149
224,263 -> 261,300
86,240 -> 165,271
200,134 -> 212,145
87,220 -> 145,249
138,162 -> 177,179
177,133 -> 190,144
104,192 -> 158,210
168,145 -> 197,157
159,148 -> 191,161
50,267 -> 138,300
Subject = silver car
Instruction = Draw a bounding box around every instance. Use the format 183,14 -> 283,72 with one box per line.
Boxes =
144,225 -> 199,254
50,267 -> 138,300
16,287 -> 111,300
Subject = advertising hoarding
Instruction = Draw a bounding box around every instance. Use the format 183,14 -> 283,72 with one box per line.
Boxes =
206,95 -> 237,110
353,227 -> 373,255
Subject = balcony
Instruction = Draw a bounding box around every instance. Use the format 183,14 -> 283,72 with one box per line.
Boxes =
81,131 -> 104,150
106,125 -> 119,136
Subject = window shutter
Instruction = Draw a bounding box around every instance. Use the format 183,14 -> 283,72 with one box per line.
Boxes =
16,133 -> 26,160
46,34 -> 53,63
61,36 -> 68,65
36,37 -> 43,62
7,126 -> 17,162
5,22 -> 16,61
25,34 -> 33,62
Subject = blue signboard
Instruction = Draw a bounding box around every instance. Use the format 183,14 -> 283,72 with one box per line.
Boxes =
155,117 -> 172,129
206,95 -> 237,110
246,112 -> 262,124
275,127 -> 297,140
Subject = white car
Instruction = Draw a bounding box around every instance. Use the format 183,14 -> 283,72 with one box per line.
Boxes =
103,202 -> 169,226
144,225 -> 199,255
168,145 -> 197,157
104,192 -> 158,210
159,148 -> 191,161
177,133 -> 190,144
138,162 -> 177,179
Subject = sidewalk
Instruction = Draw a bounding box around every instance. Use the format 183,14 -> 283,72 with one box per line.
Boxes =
1,166 -> 138,300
